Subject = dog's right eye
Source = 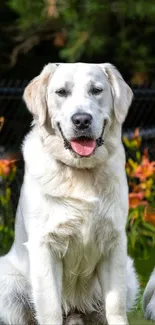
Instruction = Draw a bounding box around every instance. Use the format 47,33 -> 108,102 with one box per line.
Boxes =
55,88 -> 68,97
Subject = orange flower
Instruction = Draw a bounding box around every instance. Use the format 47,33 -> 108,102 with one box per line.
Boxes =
131,179 -> 153,198
129,192 -> 148,209
133,148 -> 155,181
144,207 -> 155,226
0,159 -> 16,176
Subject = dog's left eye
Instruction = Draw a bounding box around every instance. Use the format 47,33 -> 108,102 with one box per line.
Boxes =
55,88 -> 68,97
90,87 -> 103,95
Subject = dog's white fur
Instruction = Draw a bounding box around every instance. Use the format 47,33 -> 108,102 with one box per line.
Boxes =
0,63 -> 139,325
143,268 -> 155,320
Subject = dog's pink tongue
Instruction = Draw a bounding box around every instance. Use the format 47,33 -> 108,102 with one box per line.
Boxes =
71,139 -> 96,156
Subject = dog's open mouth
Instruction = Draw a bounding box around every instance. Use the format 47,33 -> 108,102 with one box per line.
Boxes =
70,137 -> 96,157
57,123 -> 105,157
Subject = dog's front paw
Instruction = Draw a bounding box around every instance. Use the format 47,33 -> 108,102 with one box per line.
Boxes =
144,301 -> 155,320
65,313 -> 84,325
143,271 -> 155,320
143,292 -> 155,320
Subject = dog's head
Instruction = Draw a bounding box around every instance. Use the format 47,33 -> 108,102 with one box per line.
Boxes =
23,63 -> 133,168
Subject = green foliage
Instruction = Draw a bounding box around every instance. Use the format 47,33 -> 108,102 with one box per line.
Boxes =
127,209 -> 155,260
6,0 -> 155,80
8,0 -> 45,30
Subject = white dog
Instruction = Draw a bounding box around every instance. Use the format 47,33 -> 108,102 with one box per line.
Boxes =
0,63 -> 139,325
143,268 -> 155,320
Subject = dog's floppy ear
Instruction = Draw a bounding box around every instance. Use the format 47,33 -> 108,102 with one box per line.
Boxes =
23,63 -> 59,126
100,63 -> 133,124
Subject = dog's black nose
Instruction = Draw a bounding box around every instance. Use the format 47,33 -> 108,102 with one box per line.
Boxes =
71,113 -> 92,129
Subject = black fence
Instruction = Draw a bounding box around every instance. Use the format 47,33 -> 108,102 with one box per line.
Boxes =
0,81 -> 155,215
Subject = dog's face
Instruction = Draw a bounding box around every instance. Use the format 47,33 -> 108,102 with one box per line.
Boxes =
24,63 -> 133,167
47,64 -> 112,157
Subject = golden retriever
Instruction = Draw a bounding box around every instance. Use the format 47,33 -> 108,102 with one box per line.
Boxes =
0,63 -> 139,325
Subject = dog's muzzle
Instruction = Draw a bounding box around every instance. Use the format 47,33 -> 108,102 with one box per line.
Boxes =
57,121 -> 106,157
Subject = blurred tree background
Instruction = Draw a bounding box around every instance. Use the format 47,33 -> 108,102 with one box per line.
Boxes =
0,0 -> 155,85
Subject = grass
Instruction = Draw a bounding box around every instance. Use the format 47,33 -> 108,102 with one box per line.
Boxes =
129,313 -> 153,325
128,292 -> 152,325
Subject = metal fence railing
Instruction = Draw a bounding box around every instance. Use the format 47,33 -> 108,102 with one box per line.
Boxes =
0,81 -> 155,214
1,83 -> 155,152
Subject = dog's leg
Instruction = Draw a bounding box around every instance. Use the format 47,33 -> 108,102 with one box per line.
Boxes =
98,233 -> 128,325
0,256 -> 33,325
142,268 -> 155,320
29,240 -> 63,325
126,256 -> 139,312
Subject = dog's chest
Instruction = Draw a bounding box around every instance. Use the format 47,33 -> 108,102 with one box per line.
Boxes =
42,168 -> 119,287
46,194 -> 117,262
59,214 -> 116,311
63,229 -> 100,277
61,230 -> 100,303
